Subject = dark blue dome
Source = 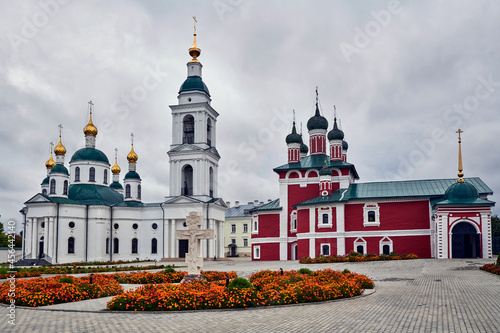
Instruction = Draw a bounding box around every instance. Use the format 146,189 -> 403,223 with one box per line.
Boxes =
300,142 -> 309,154
109,181 -> 123,190
179,76 -> 210,96
307,105 -> 328,131
50,164 -> 69,175
71,148 -> 110,165
444,181 -> 479,203
327,118 -> 344,141
286,122 -> 302,144
124,171 -> 141,180
342,140 -> 348,151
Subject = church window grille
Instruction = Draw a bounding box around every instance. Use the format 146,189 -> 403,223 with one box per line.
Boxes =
131,238 -> 138,254
113,238 -> 119,253
137,185 -> 141,200
89,167 -> 95,182
104,169 -> 108,184
151,238 -> 157,254
50,179 -> 56,194
63,180 -> 68,195
183,115 -> 195,144
68,237 -> 75,254
75,167 -> 80,182
182,165 -> 193,196
125,184 -> 131,198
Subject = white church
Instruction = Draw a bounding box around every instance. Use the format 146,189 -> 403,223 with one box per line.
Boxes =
20,30 -> 227,264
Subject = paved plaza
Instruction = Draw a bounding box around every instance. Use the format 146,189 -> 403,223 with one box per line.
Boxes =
1,258 -> 499,332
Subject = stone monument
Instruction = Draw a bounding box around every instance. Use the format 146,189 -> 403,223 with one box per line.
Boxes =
176,211 -> 214,283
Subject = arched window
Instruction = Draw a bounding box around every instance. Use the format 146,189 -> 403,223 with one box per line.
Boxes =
322,214 -> 329,224
113,238 -> 119,253
125,184 -> 131,198
104,169 -> 108,184
183,115 -> 195,144
42,189 -> 47,195
209,167 -> 214,197
137,185 -> 141,200
151,238 -> 157,254
68,237 -> 75,254
382,244 -> 390,255
63,180 -> 68,195
182,165 -> 193,196
106,238 -> 109,254
50,179 -> 56,194
131,238 -> 138,254
75,167 -> 80,182
368,211 -> 376,222
89,167 -> 95,182
207,118 -> 212,146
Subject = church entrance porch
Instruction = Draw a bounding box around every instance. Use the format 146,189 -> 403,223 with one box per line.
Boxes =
179,239 -> 189,258
451,222 -> 480,258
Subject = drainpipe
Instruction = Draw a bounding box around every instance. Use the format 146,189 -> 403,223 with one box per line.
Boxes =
110,206 -> 113,262
85,205 -> 89,262
55,203 -> 60,264
160,203 -> 165,258
206,202 -> 210,258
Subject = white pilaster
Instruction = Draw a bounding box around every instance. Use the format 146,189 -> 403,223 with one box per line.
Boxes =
208,218 -> 215,258
43,217 -> 49,256
163,218 -> 169,258
32,218 -> 38,258
481,213 -> 492,258
336,205 -> 345,256
25,218 -> 32,257
170,219 -> 176,258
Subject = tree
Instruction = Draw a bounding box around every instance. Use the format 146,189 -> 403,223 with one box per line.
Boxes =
492,215 -> 500,238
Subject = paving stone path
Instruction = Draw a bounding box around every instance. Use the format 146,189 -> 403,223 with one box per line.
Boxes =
1,258 -> 499,332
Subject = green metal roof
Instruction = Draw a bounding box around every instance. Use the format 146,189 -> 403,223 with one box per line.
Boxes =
70,148 -> 110,164
295,177 -> 493,207
124,171 -> 141,180
251,198 -> 281,212
179,76 -> 210,96
109,181 -> 123,190
273,154 -> 359,179
50,164 -> 69,175
67,184 -> 123,205
41,177 -> 49,185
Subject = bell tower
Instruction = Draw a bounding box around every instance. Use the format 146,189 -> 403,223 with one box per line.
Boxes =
167,17 -> 220,200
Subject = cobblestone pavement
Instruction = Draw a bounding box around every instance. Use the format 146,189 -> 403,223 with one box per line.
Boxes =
1,259 -> 499,332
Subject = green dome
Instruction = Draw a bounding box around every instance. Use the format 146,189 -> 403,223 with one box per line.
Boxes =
71,148 -> 110,165
124,171 -> 141,180
109,181 -> 123,190
286,122 -> 302,144
41,177 -> 50,185
342,140 -> 348,151
444,181 -> 479,203
327,118 -> 344,141
50,164 -> 69,175
68,184 -> 123,205
307,105 -> 328,131
179,76 -> 210,96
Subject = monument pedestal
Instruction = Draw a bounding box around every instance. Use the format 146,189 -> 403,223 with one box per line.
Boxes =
180,274 -> 207,284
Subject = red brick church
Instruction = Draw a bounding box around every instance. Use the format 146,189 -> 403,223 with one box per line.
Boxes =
250,97 -> 494,261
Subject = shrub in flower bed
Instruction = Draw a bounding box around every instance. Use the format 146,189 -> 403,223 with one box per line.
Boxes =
108,270 -> 237,284
299,252 -> 418,264
106,268 -> 373,311
480,263 -> 500,275
0,274 -> 123,307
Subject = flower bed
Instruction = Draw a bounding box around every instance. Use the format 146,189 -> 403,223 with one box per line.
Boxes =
480,264 -> 500,275
106,268 -> 374,311
109,270 -> 237,284
0,274 -> 123,307
299,252 -> 418,264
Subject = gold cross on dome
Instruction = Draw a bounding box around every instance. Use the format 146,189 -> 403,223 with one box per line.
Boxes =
456,128 -> 463,142
193,16 -> 197,34
130,132 -> 134,145
58,124 -> 63,136
50,142 -> 54,152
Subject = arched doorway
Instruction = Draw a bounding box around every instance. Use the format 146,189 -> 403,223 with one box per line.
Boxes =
38,236 -> 44,259
228,243 -> 238,257
451,222 -> 480,258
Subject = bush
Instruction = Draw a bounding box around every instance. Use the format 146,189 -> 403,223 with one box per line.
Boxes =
228,277 -> 252,290
164,266 -> 175,273
59,276 -> 74,284
342,269 -> 351,274
298,268 -> 312,275
497,254 -> 500,265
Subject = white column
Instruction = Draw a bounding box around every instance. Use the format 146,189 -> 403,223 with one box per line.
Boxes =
170,219 -> 176,258
336,205 -> 345,256
32,218 -> 38,258
25,218 -> 32,257
481,213 -> 492,258
43,217 -> 49,256
218,221 -> 225,258
48,217 -> 54,258
163,218 -> 169,258
208,218 -> 215,258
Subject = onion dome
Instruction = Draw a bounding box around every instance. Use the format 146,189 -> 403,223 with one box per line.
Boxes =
71,148 -> 110,164
54,131 -> 66,156
188,33 -> 201,63
307,103 -> 328,131
124,171 -> 141,180
300,141 -> 309,154
83,110 -> 98,136
342,140 -> 348,151
50,164 -> 69,175
179,76 -> 210,96
109,181 -> 123,190
45,151 -> 56,169
286,121 -> 302,144
111,149 -> 121,174
443,181 -> 479,203
327,118 -> 344,141
319,159 -> 332,176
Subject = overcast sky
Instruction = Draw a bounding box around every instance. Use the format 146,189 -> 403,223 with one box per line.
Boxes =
1,0 -> 499,231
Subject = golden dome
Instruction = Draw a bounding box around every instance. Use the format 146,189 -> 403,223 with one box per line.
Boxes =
111,148 -> 121,174
188,33 -> 201,63
127,145 -> 138,162
45,150 -> 56,169
54,126 -> 66,155
83,110 -> 98,136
